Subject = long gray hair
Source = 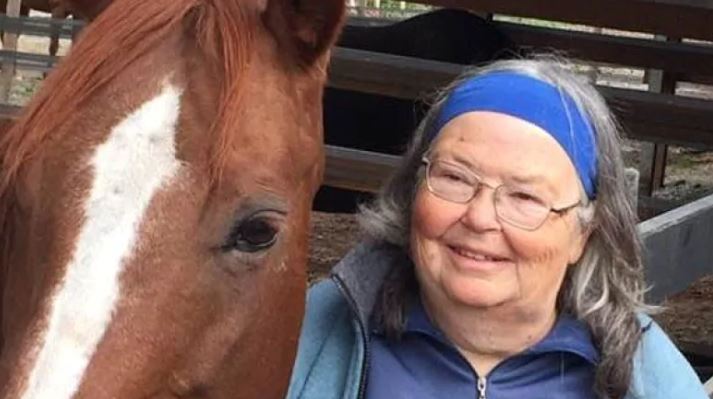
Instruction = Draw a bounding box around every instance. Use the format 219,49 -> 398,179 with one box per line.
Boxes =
358,57 -> 649,399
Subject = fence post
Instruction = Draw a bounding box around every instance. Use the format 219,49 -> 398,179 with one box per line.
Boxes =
356,0 -> 368,16
638,34 -> 678,197
625,167 -> 640,212
0,0 -> 22,103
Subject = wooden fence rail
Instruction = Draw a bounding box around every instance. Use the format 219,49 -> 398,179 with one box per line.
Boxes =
409,0 -> 713,43
330,47 -> 713,148
499,21 -> 713,84
324,145 -> 400,192
349,15 -> 713,84
0,14 -> 84,38
0,50 -> 58,72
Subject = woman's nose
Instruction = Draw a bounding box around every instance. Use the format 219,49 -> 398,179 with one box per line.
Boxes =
459,186 -> 501,231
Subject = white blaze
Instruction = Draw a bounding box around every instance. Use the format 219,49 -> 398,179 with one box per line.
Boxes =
20,83 -> 184,399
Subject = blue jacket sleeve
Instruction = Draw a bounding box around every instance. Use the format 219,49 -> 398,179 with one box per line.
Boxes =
627,314 -> 708,398
287,279 -> 364,399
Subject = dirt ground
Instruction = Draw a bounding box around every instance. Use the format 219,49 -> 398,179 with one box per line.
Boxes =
308,211 -> 713,349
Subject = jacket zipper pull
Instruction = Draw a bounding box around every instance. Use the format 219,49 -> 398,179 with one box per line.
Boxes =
477,376 -> 487,399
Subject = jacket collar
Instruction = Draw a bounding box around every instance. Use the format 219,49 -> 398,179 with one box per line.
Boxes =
404,297 -> 600,365
330,240 -> 408,329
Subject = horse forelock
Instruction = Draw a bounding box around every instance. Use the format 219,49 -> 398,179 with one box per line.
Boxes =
0,0 -> 256,213
192,0 -> 255,187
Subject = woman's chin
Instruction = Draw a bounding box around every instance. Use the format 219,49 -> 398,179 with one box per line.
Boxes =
443,278 -> 513,309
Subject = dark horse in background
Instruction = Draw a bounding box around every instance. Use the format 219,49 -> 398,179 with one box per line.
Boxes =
0,0 -> 109,57
0,0 -> 73,57
315,8 -> 520,213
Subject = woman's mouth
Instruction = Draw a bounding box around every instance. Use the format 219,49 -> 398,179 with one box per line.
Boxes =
448,245 -> 512,271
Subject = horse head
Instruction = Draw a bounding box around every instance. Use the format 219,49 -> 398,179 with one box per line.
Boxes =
0,0 -> 344,397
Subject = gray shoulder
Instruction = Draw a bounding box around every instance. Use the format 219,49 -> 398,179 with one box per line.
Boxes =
626,313 -> 708,399
293,278 -> 352,370
287,279 -> 359,399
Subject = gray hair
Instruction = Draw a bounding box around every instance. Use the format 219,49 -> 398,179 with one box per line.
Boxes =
358,56 -> 649,399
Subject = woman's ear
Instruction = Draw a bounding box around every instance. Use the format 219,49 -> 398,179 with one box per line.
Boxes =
568,214 -> 594,265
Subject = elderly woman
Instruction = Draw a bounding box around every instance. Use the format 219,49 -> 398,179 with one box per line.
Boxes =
288,58 -> 707,399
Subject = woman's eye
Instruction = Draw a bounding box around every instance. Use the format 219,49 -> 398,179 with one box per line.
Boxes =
509,190 -> 545,206
512,191 -> 536,201
224,216 -> 280,253
434,166 -> 468,183
444,171 -> 465,182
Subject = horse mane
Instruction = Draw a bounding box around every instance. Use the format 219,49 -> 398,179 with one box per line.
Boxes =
0,0 -> 254,264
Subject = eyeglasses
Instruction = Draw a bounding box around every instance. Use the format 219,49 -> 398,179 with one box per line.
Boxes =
421,157 -> 581,231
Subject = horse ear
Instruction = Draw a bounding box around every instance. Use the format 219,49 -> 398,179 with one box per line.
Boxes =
60,0 -> 114,20
264,0 -> 346,65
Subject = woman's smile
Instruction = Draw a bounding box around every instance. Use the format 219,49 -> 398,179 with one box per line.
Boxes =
447,244 -> 513,273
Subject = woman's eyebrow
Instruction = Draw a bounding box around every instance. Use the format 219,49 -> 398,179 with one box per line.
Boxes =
438,151 -> 559,195
448,153 -> 542,183
508,173 -> 543,185
507,173 -> 560,197
445,153 -> 480,172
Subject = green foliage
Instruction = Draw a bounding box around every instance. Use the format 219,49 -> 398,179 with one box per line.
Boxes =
347,1 -> 432,19
376,1 -> 432,11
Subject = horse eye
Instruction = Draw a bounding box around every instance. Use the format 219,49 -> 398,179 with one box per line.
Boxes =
224,215 -> 280,253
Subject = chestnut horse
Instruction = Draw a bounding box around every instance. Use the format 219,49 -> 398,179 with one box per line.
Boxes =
0,0 -> 344,398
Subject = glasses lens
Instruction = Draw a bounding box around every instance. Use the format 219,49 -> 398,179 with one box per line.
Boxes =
426,161 -> 475,203
495,186 -> 550,229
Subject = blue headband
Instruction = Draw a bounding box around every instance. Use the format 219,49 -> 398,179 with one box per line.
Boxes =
429,72 -> 598,199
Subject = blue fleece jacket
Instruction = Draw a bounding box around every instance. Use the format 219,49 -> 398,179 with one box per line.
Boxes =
287,242 -> 708,399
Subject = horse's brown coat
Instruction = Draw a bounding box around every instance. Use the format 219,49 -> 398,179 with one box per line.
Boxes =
0,1 -> 344,398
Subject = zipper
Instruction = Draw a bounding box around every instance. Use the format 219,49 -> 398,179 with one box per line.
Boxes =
356,335 -> 370,399
476,376 -> 487,399
331,275 -> 370,399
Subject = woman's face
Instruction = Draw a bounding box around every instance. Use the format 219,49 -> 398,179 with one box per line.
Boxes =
410,111 -> 591,312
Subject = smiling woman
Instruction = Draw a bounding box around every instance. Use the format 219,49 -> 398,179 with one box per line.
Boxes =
0,0 -> 344,398
288,58 -> 707,399
411,110 -> 590,322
